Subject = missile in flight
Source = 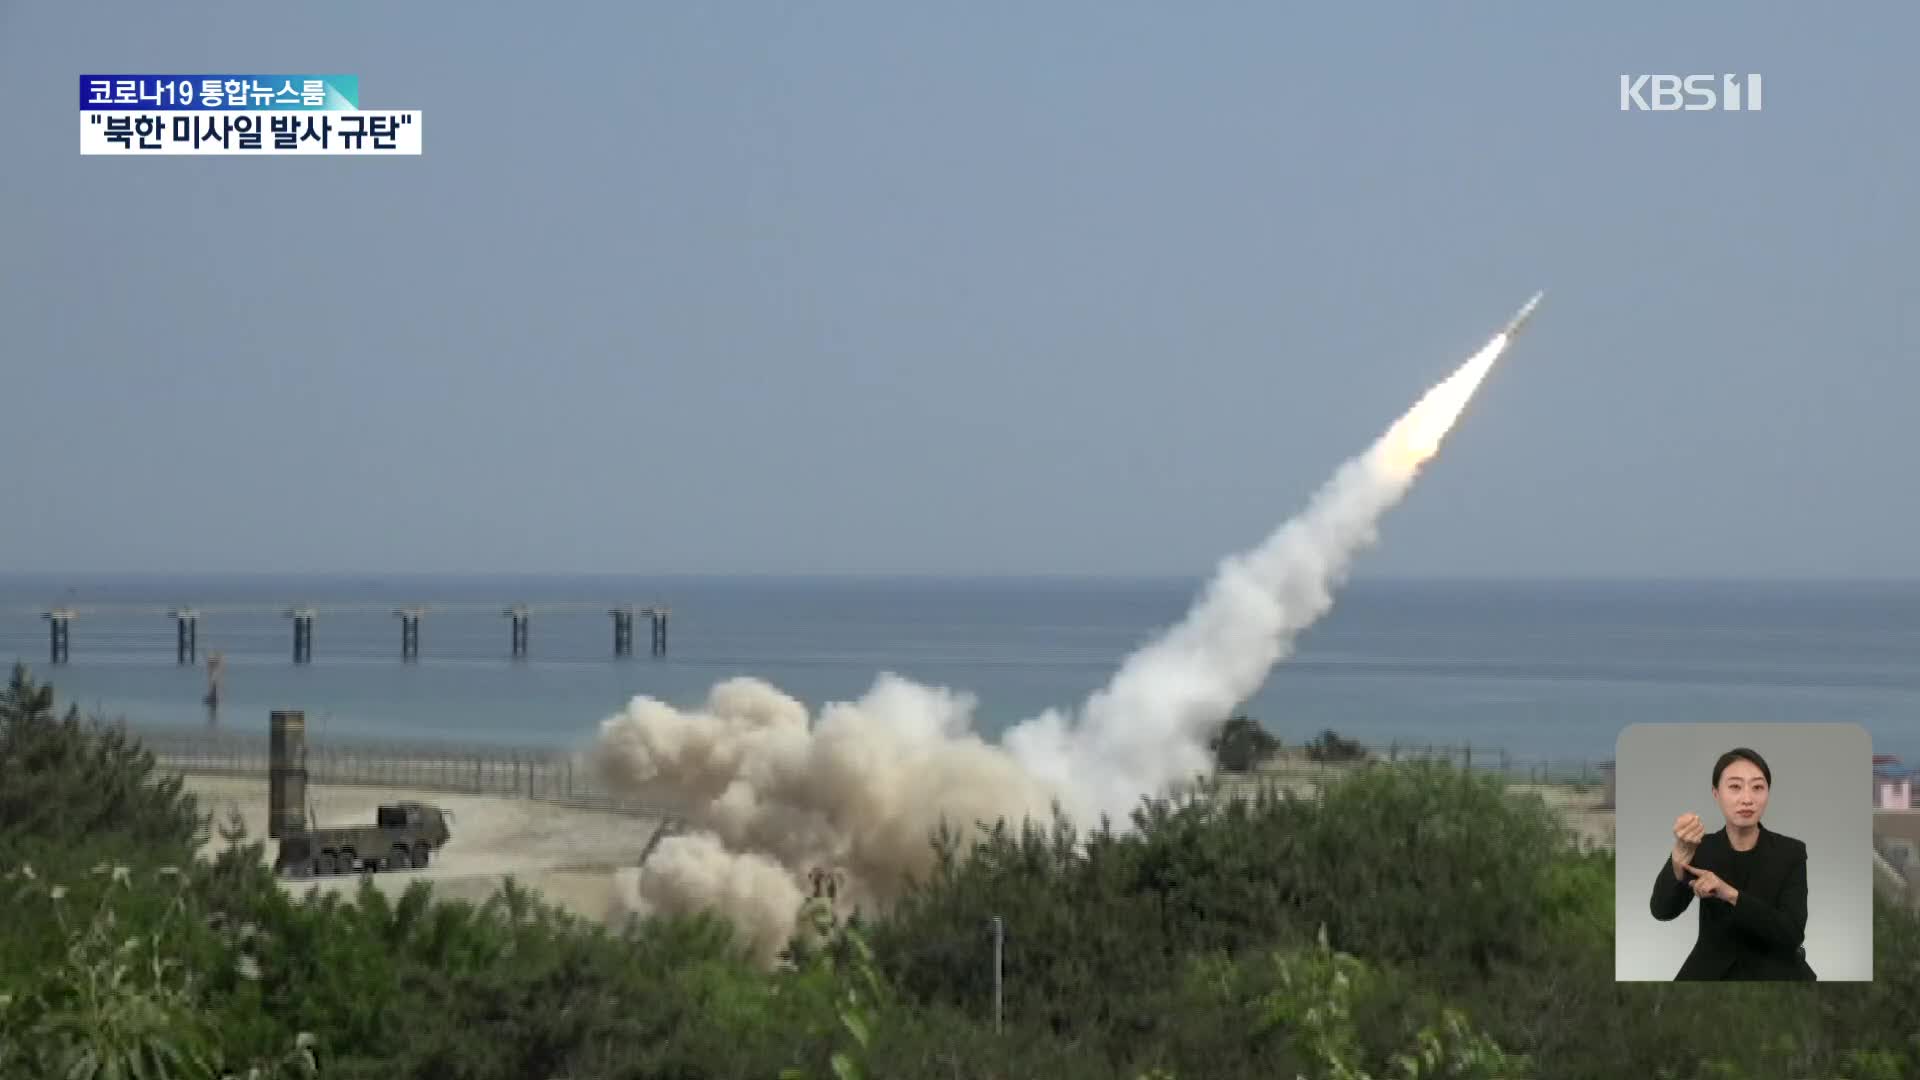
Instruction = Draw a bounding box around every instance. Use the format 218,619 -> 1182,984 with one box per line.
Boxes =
1500,290 -> 1545,338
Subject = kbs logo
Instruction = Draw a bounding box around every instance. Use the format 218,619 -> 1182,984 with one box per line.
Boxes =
1619,74 -> 1763,111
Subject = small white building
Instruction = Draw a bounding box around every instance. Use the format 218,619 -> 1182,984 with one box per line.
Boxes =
1878,776 -> 1913,810
1874,756 -> 1913,809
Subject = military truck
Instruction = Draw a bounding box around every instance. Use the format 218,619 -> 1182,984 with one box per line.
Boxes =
267,710 -> 454,878
274,799 -> 453,877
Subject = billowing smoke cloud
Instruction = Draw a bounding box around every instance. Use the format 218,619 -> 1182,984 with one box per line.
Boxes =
595,673 -> 1061,960
594,327 -> 1514,964
610,832 -> 805,967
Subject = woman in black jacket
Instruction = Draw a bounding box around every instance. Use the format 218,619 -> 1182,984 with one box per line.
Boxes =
1650,746 -> 1817,981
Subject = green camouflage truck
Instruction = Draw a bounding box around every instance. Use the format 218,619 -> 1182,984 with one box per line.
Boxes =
274,799 -> 453,877
267,709 -> 454,877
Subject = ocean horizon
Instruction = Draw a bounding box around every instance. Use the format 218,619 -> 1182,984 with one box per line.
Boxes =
5,573 -> 1918,770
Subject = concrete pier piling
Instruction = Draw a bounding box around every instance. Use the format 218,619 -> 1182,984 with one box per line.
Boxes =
286,608 -> 315,664
610,606 -> 635,658
504,605 -> 530,659
610,606 -> 668,657
395,607 -> 424,662
10,599 -> 674,666
645,606 -> 670,657
171,608 -> 199,665
43,608 -> 74,664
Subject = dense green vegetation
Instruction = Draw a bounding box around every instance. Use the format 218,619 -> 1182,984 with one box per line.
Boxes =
3,661 -> 1918,1077
1207,714 -> 1279,772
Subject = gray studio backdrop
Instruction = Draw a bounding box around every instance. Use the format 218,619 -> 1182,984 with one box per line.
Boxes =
1614,723 -> 1872,982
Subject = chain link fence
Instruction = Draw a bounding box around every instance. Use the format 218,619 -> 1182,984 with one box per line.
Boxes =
1375,739 -> 1612,784
129,724 -> 1614,821
1184,738 -> 1616,806
132,725 -> 669,816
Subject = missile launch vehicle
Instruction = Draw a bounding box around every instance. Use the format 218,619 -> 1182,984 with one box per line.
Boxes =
268,710 -> 453,877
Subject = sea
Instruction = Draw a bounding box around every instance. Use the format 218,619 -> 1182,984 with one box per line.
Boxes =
4,575 -> 1918,769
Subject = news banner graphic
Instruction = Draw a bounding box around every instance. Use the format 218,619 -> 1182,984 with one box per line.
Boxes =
79,75 -> 421,155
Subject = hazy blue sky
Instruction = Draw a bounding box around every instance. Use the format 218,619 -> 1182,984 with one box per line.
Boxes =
2,4 -> 1913,579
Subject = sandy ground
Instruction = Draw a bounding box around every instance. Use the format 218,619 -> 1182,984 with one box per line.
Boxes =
182,774 -> 668,923
177,758 -> 1617,930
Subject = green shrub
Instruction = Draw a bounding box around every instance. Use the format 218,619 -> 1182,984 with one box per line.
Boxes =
0,662 -> 205,854
1304,729 -> 1370,764
1209,715 -> 1281,773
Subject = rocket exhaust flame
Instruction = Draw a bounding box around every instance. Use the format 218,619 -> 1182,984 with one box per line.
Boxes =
1374,332 -> 1510,476
592,294 -> 1539,964
1378,290 -> 1536,475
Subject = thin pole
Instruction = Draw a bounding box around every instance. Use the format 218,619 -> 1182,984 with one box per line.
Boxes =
991,915 -> 1003,1034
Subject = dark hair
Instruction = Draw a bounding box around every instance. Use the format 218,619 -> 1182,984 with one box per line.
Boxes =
1713,747 -> 1772,788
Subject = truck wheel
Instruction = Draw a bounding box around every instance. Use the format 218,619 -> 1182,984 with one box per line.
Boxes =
341,848 -> 362,874
412,842 -> 432,869
389,845 -> 412,871
317,851 -> 337,875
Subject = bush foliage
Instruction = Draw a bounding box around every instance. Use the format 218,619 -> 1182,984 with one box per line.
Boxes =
2,662 -> 1918,1078
1304,728 -> 1371,763
1208,714 -> 1280,772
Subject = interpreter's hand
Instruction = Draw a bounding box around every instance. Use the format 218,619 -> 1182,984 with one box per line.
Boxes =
1675,860 -> 1738,904
1672,813 -> 1705,877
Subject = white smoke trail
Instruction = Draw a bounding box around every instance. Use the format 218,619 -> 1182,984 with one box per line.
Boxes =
594,325 -> 1515,963
1004,330 -> 1512,825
